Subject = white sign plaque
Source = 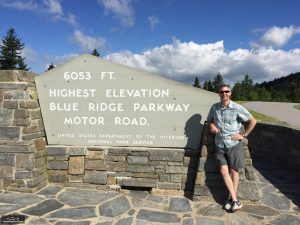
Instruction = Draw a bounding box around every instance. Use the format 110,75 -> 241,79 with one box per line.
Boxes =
35,54 -> 218,148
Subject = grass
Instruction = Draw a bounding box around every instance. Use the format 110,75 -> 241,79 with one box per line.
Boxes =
248,109 -> 287,125
293,104 -> 300,110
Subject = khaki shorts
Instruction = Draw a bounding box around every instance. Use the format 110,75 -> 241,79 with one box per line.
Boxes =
215,142 -> 244,170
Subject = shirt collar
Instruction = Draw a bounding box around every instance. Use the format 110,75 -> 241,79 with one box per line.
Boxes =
219,100 -> 233,108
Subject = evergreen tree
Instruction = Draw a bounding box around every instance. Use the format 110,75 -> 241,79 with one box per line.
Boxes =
240,74 -> 254,99
91,49 -> 100,57
47,63 -> 55,71
193,76 -> 201,88
232,82 -> 246,101
206,80 -> 214,91
212,73 -> 225,93
0,28 -> 29,70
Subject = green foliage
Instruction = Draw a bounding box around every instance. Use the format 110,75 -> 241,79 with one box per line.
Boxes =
91,49 -> 100,57
193,76 -> 201,88
293,104 -> 300,110
0,28 -> 29,70
47,63 -> 55,71
203,80 -> 213,91
212,73 -> 225,93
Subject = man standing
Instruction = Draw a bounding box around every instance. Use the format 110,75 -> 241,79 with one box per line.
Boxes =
207,84 -> 256,212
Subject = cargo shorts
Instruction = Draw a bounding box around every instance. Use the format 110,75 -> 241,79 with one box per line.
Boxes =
215,141 -> 244,170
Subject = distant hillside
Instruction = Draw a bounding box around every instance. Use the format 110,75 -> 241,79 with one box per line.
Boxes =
259,72 -> 300,102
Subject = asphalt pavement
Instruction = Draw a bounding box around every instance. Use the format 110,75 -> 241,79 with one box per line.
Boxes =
242,101 -> 300,129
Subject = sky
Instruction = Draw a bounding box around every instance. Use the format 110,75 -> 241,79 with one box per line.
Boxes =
1,0 -> 300,85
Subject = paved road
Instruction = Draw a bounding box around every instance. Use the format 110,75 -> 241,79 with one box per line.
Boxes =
243,101 -> 300,128
1,154 -> 300,225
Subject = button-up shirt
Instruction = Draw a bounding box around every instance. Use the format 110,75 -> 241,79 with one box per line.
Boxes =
207,100 -> 251,148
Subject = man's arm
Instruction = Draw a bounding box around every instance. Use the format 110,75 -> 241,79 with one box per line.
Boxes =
242,116 -> 256,137
231,116 -> 256,141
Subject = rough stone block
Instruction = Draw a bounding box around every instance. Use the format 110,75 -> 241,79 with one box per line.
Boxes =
46,146 -> 66,156
195,172 -> 205,185
127,156 -> 148,164
48,170 -> 67,183
117,177 -> 157,188
15,109 -> 30,119
4,90 -> 28,100
0,109 -> 13,126
134,173 -> 158,179
0,71 -> 17,82
0,145 -> 34,153
16,153 -> 35,170
35,157 -> 46,168
106,162 -> 125,172
27,87 -> 38,100
23,125 -> 38,134
19,100 -> 39,109
12,118 -> 31,126
106,155 -> 126,162
18,71 -> 36,82
3,100 -> 18,109
107,176 -> 116,185
47,161 -> 68,170
27,173 -> 47,188
127,165 -> 154,173
86,149 -> 104,159
170,174 -> 182,183
149,149 -> 183,161
158,182 -> 181,190
0,166 -> 14,178
166,166 -> 188,174
68,156 -> 84,175
0,127 -> 20,141
0,153 -> 15,166
159,174 -> 169,182
29,109 -> 42,119
68,175 -> 83,183
66,147 -> 86,156
84,171 -> 107,184
33,138 -> 47,150
22,131 -> 45,140
15,170 -> 36,179
85,160 -> 107,170
0,82 -> 27,89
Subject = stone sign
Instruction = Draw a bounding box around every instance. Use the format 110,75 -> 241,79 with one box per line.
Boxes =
35,54 -> 218,148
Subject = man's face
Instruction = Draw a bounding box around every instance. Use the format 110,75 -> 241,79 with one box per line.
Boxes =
219,87 -> 231,101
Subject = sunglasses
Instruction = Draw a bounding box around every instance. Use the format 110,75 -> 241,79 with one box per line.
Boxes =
219,90 -> 230,94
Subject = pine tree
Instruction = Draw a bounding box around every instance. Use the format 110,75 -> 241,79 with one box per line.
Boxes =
47,63 -> 55,71
193,76 -> 201,88
91,49 -> 100,57
212,73 -> 225,93
0,28 -> 29,70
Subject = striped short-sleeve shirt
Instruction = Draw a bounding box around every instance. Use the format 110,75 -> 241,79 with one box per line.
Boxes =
207,100 -> 251,148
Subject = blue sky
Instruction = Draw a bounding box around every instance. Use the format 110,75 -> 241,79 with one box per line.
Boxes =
1,0 -> 300,84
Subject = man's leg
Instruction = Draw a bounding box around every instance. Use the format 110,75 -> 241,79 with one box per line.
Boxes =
230,168 -> 239,198
220,165 -> 237,201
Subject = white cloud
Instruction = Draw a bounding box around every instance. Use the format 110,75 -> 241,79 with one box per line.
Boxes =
22,46 -> 39,63
98,0 -> 134,27
0,0 -> 39,11
43,0 -> 63,16
148,16 -> 160,30
253,26 -> 300,48
0,0 -> 77,26
105,38 -> 300,84
71,30 -> 107,52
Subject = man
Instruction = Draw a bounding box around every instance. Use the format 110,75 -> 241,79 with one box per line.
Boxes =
207,84 -> 256,212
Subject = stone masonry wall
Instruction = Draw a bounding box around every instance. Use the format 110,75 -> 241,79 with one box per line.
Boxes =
0,70 -> 47,192
248,123 -> 300,173
46,146 -> 199,196
193,127 -> 258,201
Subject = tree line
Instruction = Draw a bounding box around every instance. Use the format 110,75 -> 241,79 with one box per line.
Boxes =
193,72 -> 300,103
